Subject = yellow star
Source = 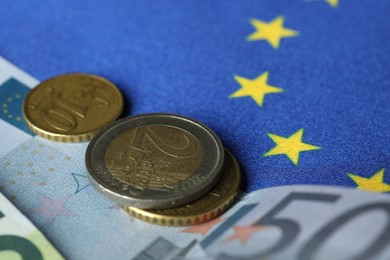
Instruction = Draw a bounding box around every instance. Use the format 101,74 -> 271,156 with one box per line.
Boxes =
247,16 -> 299,49
229,72 -> 283,107
326,0 -> 339,8
348,169 -> 390,193
264,129 -> 320,165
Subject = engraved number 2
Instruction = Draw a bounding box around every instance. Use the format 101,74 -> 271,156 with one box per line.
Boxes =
132,127 -> 197,157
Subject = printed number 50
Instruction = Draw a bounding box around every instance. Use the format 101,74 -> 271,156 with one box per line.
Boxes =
214,192 -> 390,259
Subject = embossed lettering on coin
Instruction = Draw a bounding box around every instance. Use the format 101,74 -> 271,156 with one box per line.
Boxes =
105,125 -> 203,190
85,114 -> 224,209
23,74 -> 123,142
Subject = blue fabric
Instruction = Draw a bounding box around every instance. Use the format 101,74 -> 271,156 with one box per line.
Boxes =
1,0 -> 389,192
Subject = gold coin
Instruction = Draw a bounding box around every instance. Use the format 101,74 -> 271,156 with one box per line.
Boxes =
23,74 -> 123,142
121,149 -> 240,226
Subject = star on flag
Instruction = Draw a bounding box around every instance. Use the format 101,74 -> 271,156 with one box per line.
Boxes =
264,128 -> 321,165
326,0 -> 339,8
348,169 -> 390,193
230,72 -> 283,107
247,16 -> 299,49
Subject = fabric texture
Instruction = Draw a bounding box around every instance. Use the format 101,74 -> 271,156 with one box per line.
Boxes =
0,0 -> 389,192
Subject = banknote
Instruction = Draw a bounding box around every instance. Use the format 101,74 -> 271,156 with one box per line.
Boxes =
0,192 -> 63,259
132,185 -> 390,260
1,57 -> 390,259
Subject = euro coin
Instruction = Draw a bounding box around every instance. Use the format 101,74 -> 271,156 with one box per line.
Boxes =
85,113 -> 224,209
23,74 -> 123,142
122,149 -> 240,226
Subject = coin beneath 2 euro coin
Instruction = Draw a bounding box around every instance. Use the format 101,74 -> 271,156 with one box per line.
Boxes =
122,149 -> 241,226
23,74 -> 123,142
85,113 -> 225,209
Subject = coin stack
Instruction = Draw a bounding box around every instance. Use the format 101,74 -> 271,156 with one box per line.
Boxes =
23,74 -> 241,226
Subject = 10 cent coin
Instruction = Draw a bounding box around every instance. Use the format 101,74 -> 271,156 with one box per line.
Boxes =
23,74 -> 123,142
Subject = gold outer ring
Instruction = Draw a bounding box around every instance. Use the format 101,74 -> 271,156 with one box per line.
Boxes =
23,116 -> 96,142
23,73 -> 123,142
121,149 -> 241,226
122,193 -> 236,226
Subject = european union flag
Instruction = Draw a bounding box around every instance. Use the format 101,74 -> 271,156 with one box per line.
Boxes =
1,0 -> 389,193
